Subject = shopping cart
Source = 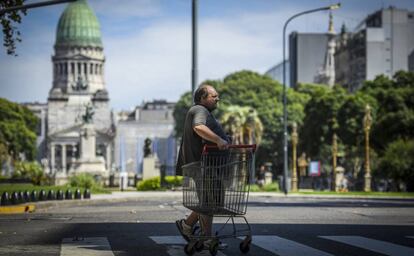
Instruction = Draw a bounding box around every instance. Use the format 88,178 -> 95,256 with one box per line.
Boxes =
182,144 -> 256,255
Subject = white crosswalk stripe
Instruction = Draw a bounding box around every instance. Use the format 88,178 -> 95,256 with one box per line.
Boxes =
149,236 -> 226,256
251,235 -> 333,256
320,236 -> 414,256
60,237 -> 114,256
58,235 -> 414,256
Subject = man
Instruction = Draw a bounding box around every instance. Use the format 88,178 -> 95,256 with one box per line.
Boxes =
175,84 -> 230,244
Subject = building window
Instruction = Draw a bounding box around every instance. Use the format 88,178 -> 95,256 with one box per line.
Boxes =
78,63 -> 81,75
90,63 -> 94,74
71,63 -> 75,74
84,63 -> 87,75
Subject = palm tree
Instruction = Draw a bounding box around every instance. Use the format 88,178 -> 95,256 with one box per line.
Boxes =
220,105 -> 263,145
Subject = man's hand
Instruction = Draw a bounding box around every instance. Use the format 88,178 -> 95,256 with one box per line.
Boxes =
216,137 -> 229,150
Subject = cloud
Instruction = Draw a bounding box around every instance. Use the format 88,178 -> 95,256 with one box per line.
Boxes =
90,0 -> 163,18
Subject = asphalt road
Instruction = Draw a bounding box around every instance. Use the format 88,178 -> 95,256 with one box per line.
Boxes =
0,194 -> 414,256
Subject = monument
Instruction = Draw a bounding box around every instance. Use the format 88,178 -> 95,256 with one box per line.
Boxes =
70,104 -> 107,178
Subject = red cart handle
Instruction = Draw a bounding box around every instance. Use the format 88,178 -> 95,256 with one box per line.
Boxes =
203,144 -> 256,153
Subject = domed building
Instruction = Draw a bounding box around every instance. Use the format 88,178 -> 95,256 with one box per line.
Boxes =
24,0 -> 178,186
45,0 -> 115,184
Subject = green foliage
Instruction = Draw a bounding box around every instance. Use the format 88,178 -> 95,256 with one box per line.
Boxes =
70,173 -> 99,189
137,176 -> 162,191
0,98 -> 38,161
0,1 -> 27,55
361,71 -> 414,153
137,175 -> 183,191
376,139 -> 414,190
164,175 -> 183,187
250,182 -> 279,192
12,161 -> 46,185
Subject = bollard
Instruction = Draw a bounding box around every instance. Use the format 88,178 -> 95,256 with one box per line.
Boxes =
30,190 -> 38,202
83,189 -> 91,199
74,189 -> 81,199
65,189 -> 72,200
39,190 -> 46,201
18,191 -> 25,204
1,192 -> 10,206
10,191 -> 19,204
47,190 -> 56,200
56,190 -> 64,200
23,190 -> 31,202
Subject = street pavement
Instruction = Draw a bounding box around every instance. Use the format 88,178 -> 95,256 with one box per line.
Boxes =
0,191 -> 414,256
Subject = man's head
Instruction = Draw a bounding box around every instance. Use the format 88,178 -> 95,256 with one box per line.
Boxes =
194,84 -> 219,111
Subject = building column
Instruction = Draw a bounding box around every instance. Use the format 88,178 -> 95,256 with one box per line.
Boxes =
50,143 -> 56,174
62,144 -> 67,174
106,143 -> 111,171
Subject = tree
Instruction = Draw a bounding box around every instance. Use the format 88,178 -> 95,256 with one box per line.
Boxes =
360,71 -> 414,153
220,105 -> 263,145
0,0 -> 26,56
0,98 -> 38,161
376,139 -> 414,191
297,84 -> 347,159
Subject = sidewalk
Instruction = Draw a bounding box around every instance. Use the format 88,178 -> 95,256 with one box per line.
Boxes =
2,191 -> 413,214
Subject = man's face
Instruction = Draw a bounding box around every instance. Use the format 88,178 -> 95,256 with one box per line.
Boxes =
201,86 -> 220,111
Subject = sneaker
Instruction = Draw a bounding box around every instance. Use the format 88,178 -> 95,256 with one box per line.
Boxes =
175,219 -> 193,242
203,239 -> 228,250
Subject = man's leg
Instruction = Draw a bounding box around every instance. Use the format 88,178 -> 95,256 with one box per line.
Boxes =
176,211 -> 199,242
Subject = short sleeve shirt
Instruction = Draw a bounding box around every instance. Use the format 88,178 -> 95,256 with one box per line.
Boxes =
176,104 -> 228,173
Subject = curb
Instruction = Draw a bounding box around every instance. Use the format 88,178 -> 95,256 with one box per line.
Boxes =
0,204 -> 35,214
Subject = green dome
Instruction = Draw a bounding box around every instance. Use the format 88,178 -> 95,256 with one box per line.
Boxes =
55,0 -> 102,48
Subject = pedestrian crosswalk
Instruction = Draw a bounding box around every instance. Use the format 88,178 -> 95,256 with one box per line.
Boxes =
59,234 -> 414,256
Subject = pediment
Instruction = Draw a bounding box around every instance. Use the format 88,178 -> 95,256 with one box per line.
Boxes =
49,124 -> 114,141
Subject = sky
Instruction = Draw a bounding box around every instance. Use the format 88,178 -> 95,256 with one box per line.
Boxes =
1,0 -> 414,111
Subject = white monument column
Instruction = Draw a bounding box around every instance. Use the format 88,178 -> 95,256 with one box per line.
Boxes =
51,143 -> 56,174
62,144 -> 67,173
106,144 -> 111,171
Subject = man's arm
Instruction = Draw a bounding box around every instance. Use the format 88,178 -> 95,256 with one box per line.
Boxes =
193,124 -> 228,150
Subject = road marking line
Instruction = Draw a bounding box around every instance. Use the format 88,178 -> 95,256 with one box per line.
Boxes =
149,236 -> 226,256
61,237 -> 114,256
251,235 -> 333,256
320,236 -> 414,256
149,236 -> 187,245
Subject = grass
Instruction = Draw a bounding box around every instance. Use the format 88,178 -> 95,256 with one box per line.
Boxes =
0,183 -> 111,195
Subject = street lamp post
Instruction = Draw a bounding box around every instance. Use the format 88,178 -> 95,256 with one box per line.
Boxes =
282,3 -> 341,194
291,122 -> 298,192
191,0 -> 198,97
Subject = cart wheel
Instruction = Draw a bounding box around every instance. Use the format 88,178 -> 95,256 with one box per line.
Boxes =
184,243 -> 195,255
195,240 -> 204,252
239,241 -> 250,253
209,240 -> 219,256
239,236 -> 251,254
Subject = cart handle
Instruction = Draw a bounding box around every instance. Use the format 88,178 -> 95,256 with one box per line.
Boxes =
203,144 -> 256,153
